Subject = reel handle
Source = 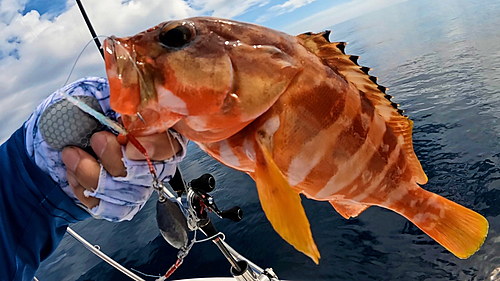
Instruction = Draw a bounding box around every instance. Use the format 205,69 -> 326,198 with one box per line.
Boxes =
220,206 -> 243,222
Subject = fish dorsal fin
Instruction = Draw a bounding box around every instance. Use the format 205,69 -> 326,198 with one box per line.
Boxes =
297,32 -> 427,185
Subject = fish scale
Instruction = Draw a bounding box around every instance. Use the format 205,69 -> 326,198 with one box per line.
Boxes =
102,17 -> 488,263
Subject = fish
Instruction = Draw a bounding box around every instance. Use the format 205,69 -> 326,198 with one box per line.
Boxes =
103,17 -> 488,263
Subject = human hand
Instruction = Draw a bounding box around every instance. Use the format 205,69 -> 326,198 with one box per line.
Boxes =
61,131 -> 182,209
25,77 -> 188,222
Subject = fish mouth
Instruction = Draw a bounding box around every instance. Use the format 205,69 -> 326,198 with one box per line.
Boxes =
103,36 -> 116,70
104,36 -> 141,115
104,36 -> 166,135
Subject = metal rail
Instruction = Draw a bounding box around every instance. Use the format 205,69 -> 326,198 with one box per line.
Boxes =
66,227 -> 145,281
220,240 -> 264,274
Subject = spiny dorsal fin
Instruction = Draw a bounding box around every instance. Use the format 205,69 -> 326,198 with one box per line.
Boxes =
297,32 -> 427,185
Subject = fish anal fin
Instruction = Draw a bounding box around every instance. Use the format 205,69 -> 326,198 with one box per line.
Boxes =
253,135 -> 320,264
330,200 -> 369,219
297,32 -> 428,185
395,187 -> 488,259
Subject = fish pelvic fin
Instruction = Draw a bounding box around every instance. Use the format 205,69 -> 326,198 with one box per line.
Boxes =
330,200 -> 370,219
296,32 -> 428,185
253,134 -> 320,264
393,186 -> 488,259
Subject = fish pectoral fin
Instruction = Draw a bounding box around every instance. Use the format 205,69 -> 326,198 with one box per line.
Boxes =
254,137 -> 320,264
329,200 -> 370,219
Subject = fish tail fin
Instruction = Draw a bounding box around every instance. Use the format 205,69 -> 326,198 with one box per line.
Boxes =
393,186 -> 488,259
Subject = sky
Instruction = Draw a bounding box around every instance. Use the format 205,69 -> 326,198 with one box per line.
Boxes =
0,0 -> 407,143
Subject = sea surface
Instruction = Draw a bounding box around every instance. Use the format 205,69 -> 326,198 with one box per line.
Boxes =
37,0 -> 500,280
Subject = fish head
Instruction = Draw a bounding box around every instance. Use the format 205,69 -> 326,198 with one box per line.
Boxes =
104,17 -> 300,141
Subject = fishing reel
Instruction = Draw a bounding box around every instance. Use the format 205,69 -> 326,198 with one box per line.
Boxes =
155,173 -> 243,249
187,173 -> 243,225
157,174 -> 278,280
186,175 -> 279,281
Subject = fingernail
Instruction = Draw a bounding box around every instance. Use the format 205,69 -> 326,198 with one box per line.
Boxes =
91,133 -> 108,158
62,148 -> 80,173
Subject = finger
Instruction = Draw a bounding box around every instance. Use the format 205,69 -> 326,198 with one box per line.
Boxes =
126,132 -> 181,161
90,131 -> 127,177
62,146 -> 100,191
65,169 -> 80,188
67,171 -> 100,209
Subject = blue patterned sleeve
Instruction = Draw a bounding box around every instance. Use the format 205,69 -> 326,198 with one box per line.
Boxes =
24,77 -> 188,222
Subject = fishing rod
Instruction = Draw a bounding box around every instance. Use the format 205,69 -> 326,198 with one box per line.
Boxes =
75,0 -> 104,58
66,2 -> 281,280
158,173 -> 280,281
74,0 -> 187,195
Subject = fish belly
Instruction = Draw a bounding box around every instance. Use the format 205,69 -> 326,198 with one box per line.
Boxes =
270,73 -> 413,204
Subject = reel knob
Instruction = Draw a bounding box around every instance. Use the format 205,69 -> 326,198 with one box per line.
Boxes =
190,173 -> 216,193
220,206 -> 243,222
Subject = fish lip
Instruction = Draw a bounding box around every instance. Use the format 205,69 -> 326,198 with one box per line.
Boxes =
104,36 -> 119,79
104,36 -> 116,64
105,36 -> 163,134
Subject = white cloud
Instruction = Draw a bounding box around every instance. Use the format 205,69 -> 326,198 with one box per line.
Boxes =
256,0 -> 316,23
0,0 -> 265,143
0,0 -> 409,143
0,0 -> 28,24
187,0 -> 269,19
283,0 -> 407,34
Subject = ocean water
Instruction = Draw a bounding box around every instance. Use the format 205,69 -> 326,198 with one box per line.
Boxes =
37,0 -> 500,280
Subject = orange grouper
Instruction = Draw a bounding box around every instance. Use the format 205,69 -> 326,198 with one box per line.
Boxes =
103,17 -> 488,263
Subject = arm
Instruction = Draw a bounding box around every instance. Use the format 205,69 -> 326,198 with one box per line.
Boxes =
26,76 -> 189,221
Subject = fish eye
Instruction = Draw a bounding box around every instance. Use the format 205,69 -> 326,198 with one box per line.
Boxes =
159,23 -> 196,48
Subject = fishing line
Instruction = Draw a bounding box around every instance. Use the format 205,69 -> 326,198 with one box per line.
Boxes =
113,42 -> 149,92
65,2 -> 199,279
96,33 -> 191,197
66,6 -> 190,223
193,232 -> 225,244
61,34 -> 186,185
71,0 -> 187,204
19,16 -> 37,40
104,34 -> 187,189
113,40 -> 190,194
60,35 -> 158,177
164,128 -> 189,194
129,268 -> 161,278
59,35 -> 124,135
109,41 -> 178,179
129,229 -> 203,279
129,230 -> 226,280
75,0 -> 103,58
62,35 -> 108,87
70,8 -> 87,44
147,92 -> 189,194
